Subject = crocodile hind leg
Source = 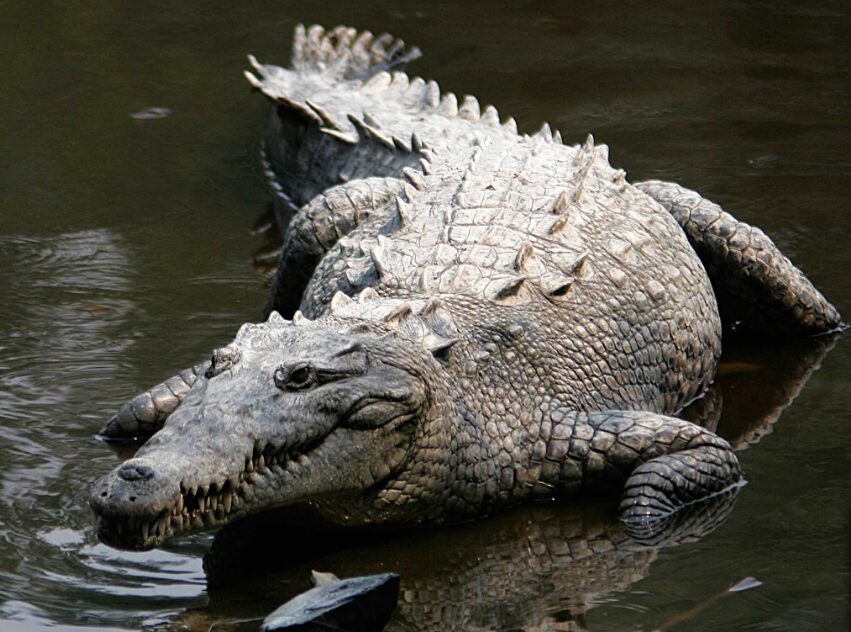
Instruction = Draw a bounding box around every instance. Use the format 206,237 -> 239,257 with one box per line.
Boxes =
98,362 -> 208,441
540,409 -> 743,533
264,176 -> 405,318
635,180 -> 841,336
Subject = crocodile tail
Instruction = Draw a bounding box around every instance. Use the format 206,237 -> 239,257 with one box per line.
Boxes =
289,23 -> 421,80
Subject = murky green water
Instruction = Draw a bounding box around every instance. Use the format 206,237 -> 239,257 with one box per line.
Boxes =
1,2 -> 848,630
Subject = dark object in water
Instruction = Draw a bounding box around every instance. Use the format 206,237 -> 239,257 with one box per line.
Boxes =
260,571 -> 400,631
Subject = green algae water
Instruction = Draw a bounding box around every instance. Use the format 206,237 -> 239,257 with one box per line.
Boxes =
0,2 -> 848,630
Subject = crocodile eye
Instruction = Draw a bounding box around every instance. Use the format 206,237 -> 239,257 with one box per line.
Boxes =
274,363 -> 315,391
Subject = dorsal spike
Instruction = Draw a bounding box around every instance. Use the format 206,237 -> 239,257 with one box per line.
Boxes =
572,158 -> 595,203
363,111 -> 382,128
330,291 -> 353,313
345,261 -> 369,287
306,25 -> 324,59
502,117 -> 518,134
385,302 -> 413,324
364,71 -> 392,89
274,95 -> 322,125
370,128 -> 395,149
437,93 -> 458,117
390,71 -> 409,91
402,167 -> 426,190
347,114 -> 394,149
347,113 -> 368,135
459,95 -> 480,120
422,333 -> 459,355
370,32 -> 394,55
292,24 -> 308,69
406,76 -> 426,97
536,122 -> 553,141
351,30 -> 374,59
320,128 -> 358,144
490,275 -> 527,301
424,80 -> 440,108
369,245 -> 391,278
569,252 -> 589,275
419,297 -> 445,318
358,287 -> 380,303
266,310 -> 289,326
419,158 -> 432,175
548,213 -> 571,235
411,132 -> 425,151
243,69 -> 264,89
552,190 -> 570,214
395,196 -> 414,225
514,242 -> 534,271
540,273 -> 575,298
327,49 -> 353,77
392,135 -> 412,152
481,105 -> 500,126
293,310 -> 311,326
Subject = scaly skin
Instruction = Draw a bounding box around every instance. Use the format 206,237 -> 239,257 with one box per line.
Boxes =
90,24 -> 840,550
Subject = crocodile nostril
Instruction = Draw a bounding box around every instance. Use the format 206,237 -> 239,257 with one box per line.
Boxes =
117,463 -> 155,482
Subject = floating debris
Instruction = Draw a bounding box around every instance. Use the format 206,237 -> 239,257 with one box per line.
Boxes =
261,571 -> 400,631
130,106 -> 172,120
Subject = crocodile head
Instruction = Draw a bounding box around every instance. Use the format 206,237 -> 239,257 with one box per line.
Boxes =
90,310 -> 441,550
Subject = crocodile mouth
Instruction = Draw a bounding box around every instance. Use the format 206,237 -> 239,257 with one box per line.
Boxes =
95,436 -> 324,550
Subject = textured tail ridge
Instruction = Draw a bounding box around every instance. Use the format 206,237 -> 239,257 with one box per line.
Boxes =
291,24 -> 421,80
247,25 -> 574,144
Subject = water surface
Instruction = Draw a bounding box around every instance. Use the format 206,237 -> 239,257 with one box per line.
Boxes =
0,2 -> 848,630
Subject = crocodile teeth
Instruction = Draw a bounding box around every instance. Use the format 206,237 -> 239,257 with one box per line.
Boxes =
141,522 -> 149,541
176,495 -> 184,514
223,494 -> 232,514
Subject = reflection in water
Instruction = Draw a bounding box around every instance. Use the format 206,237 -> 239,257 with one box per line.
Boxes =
191,489 -> 741,632
680,334 -> 838,449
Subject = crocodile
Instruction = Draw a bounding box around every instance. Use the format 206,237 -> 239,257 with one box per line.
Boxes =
90,24 -> 841,550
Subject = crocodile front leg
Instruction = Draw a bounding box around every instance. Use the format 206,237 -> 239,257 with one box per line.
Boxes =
98,362 -> 208,441
635,180 -> 841,336
265,176 -> 405,318
540,410 -> 742,528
